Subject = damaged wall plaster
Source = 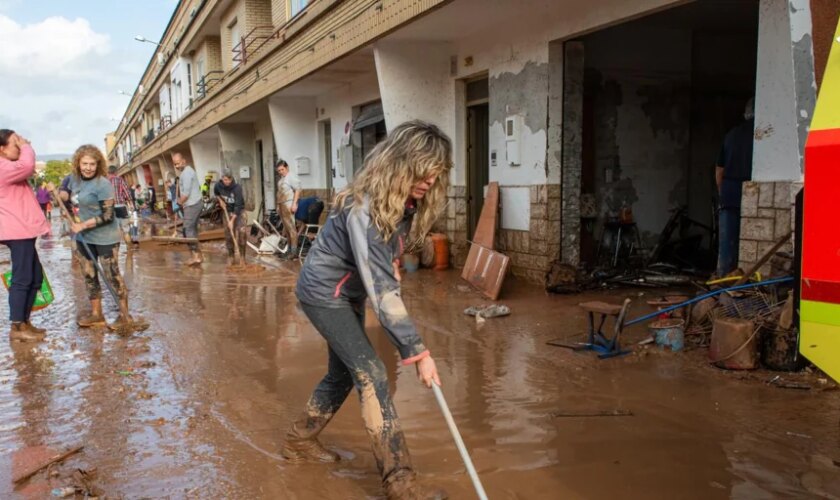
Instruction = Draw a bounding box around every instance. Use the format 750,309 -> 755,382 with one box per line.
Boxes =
219,123 -> 259,212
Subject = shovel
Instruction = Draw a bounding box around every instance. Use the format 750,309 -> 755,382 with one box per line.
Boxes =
218,198 -> 242,264
431,381 -> 488,500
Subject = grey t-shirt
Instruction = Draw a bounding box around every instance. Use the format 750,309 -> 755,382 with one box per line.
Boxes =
277,173 -> 301,207
68,175 -> 121,245
179,165 -> 202,207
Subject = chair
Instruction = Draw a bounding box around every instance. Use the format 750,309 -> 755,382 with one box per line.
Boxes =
298,200 -> 325,258
547,298 -> 632,359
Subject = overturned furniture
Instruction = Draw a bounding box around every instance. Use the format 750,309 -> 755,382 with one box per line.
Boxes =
548,298 -> 632,359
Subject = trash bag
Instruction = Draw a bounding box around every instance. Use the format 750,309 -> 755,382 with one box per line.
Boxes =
2,269 -> 55,311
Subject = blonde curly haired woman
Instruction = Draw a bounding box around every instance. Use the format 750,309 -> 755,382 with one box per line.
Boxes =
283,120 -> 451,499
57,145 -> 131,328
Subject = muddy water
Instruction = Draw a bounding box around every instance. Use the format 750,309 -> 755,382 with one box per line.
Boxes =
1,230 -> 838,498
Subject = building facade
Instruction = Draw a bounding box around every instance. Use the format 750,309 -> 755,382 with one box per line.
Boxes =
110,0 -> 839,282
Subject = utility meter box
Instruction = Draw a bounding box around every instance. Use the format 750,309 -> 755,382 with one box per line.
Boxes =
239,166 -> 251,179
505,115 -> 522,166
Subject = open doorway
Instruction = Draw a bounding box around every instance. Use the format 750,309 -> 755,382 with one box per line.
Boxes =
563,0 -> 759,273
465,77 -> 489,238
320,120 -> 334,195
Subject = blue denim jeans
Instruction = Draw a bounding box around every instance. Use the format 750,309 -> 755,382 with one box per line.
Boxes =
718,207 -> 741,275
1,238 -> 43,323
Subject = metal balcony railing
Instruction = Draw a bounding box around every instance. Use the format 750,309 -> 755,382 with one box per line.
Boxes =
232,25 -> 279,67
195,70 -> 225,101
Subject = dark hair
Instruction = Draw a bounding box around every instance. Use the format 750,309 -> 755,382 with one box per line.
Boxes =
0,129 -> 15,147
276,159 -> 288,169
108,165 -> 118,174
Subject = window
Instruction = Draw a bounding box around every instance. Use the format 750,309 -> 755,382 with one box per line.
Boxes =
186,63 -> 193,100
229,18 -> 240,66
289,0 -> 309,17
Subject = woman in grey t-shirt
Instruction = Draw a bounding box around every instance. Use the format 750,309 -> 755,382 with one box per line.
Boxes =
58,144 -> 133,328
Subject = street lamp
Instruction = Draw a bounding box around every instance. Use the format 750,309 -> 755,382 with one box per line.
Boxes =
134,35 -> 161,46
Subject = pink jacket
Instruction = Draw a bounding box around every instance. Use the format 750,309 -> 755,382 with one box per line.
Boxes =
0,144 -> 50,241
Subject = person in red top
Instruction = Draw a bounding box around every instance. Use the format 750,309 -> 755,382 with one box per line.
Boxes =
0,130 -> 51,341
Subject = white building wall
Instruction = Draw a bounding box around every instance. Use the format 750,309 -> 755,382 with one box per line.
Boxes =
254,115 -> 276,208
268,97 -> 320,190
189,130 -> 222,181
753,0 -> 815,181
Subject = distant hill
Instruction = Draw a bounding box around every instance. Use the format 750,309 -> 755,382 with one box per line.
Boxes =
38,154 -> 71,161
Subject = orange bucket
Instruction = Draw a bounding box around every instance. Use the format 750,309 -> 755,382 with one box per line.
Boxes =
431,233 -> 449,270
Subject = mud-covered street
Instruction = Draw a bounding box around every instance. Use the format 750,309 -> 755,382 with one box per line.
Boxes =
1,232 -> 838,499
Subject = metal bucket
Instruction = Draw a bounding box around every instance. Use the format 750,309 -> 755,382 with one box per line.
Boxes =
649,318 -> 685,352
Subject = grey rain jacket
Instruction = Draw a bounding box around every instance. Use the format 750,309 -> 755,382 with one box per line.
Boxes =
295,196 -> 427,361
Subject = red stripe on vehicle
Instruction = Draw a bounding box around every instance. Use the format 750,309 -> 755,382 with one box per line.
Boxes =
334,272 -> 352,298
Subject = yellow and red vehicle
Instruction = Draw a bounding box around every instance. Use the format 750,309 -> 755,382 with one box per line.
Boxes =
801,21 -> 840,383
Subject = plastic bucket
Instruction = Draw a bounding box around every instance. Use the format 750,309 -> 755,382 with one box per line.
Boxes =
649,318 -> 685,352
402,254 -> 420,273
431,233 -> 449,270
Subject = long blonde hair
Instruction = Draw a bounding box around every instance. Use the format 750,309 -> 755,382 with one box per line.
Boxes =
334,120 -> 452,246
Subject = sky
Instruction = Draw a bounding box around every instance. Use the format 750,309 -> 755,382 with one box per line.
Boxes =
0,0 -> 179,156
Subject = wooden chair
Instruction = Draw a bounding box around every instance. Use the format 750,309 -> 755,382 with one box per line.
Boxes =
573,298 -> 632,359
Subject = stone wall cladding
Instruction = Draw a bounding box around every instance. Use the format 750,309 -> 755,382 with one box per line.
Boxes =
738,180 -> 796,275
496,184 -> 561,283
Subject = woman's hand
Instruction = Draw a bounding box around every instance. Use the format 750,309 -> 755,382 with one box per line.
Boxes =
71,222 -> 85,234
14,133 -> 29,146
416,356 -> 441,388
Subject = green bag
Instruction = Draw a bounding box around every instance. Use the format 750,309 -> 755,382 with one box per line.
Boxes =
1,269 -> 55,311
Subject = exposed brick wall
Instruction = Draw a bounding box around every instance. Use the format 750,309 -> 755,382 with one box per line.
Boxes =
245,0 -> 274,34
738,181 -> 797,275
271,0 -> 287,27
497,184 -> 561,283
220,0 -> 245,72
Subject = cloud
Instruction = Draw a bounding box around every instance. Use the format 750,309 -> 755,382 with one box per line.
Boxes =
0,14 -> 111,77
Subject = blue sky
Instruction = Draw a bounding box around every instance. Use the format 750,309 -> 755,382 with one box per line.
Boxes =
0,0 -> 178,155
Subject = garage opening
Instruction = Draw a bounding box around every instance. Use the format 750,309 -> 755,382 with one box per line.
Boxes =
562,0 -> 759,275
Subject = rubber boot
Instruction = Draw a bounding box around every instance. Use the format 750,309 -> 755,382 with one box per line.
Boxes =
10,322 -> 44,342
109,296 -> 134,331
24,320 -> 47,335
384,470 -> 448,500
78,299 -> 106,327
281,414 -> 340,463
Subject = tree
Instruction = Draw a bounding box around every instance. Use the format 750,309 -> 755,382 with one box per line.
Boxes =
39,159 -> 73,187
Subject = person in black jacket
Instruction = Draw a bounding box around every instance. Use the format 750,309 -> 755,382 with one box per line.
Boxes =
282,121 -> 451,499
214,169 -> 248,266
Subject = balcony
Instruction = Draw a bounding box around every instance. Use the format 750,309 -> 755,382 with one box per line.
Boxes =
232,25 -> 279,67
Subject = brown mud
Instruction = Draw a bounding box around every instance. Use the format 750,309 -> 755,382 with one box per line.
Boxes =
0,226 -> 838,498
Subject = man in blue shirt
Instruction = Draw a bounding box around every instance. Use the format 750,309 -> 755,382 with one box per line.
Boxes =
715,98 -> 755,275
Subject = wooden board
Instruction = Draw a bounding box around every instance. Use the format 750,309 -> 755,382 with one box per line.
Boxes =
460,243 -> 510,300
472,182 -> 499,249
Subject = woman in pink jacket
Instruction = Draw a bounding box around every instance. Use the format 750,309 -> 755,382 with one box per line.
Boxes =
0,130 -> 51,341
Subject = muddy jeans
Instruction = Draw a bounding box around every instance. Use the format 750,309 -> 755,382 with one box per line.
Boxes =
278,203 -> 298,252
182,202 -> 202,252
225,215 -> 248,260
75,241 -> 127,301
298,301 -> 413,482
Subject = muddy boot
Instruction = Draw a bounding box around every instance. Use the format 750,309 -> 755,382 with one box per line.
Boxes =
109,297 -> 134,332
9,322 -> 44,342
24,320 -> 47,335
226,256 -> 234,267
281,415 -> 340,463
78,299 -> 106,327
384,470 -> 448,500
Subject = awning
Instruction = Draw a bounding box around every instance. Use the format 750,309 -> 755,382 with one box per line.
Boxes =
353,102 -> 384,131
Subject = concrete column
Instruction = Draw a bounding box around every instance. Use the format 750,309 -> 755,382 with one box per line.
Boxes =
268,97 -> 319,192
188,130 -> 222,182
559,41 -> 584,266
218,123 -> 259,212
374,40 -> 460,184
753,0 -> 816,181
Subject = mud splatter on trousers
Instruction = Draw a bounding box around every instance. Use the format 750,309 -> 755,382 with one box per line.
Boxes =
295,301 -> 413,482
225,216 -> 248,260
75,241 -> 127,300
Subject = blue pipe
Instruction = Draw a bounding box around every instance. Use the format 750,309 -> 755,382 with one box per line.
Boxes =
623,276 -> 793,327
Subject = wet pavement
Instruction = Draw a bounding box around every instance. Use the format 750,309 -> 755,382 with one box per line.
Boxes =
1,229 -> 839,499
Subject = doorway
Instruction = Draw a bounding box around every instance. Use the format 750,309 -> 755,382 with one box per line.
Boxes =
465,77 -> 489,238
321,120 -> 334,195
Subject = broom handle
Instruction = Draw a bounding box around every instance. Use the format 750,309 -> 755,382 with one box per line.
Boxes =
431,382 -> 488,500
